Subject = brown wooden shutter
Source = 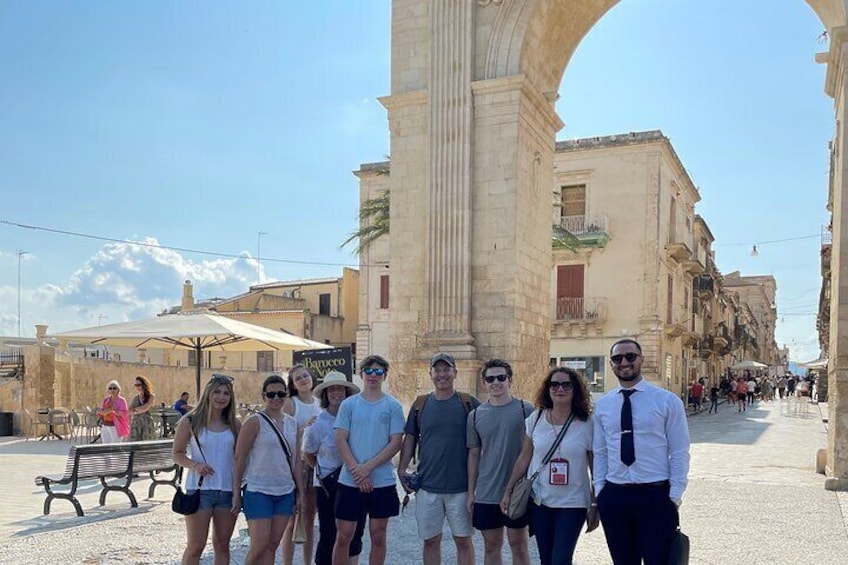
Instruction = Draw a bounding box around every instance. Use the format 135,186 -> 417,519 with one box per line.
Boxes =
380,275 -> 390,309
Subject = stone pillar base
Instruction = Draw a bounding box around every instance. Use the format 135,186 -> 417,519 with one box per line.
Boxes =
824,476 -> 848,491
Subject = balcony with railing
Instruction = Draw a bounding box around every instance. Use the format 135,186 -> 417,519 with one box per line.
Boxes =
554,296 -> 607,323
822,225 -> 833,248
558,215 -> 610,247
694,274 -> 714,299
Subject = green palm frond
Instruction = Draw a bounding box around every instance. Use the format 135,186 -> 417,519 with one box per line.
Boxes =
341,191 -> 390,255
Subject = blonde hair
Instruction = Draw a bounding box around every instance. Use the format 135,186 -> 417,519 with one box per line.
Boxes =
187,375 -> 238,439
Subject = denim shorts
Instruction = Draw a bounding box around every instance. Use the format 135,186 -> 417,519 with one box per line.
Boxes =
187,489 -> 233,511
242,489 -> 296,520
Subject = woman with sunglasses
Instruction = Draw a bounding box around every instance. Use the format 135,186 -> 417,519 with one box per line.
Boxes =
234,375 -> 304,565
281,364 -> 321,565
500,367 -> 597,565
97,380 -> 130,443
173,374 -> 241,565
129,375 -> 157,441
302,371 -> 364,565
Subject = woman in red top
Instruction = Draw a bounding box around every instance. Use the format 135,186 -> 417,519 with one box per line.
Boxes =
97,380 -> 130,443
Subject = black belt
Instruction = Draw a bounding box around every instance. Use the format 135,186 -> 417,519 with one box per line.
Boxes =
608,480 -> 669,488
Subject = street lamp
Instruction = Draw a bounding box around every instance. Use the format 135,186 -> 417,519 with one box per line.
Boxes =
257,231 -> 269,284
17,250 -> 27,337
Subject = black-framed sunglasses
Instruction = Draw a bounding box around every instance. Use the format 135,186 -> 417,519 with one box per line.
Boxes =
610,352 -> 640,364
549,381 -> 574,390
263,391 -> 287,399
483,374 -> 509,384
211,373 -> 234,384
362,368 -> 386,376
107,386 -> 118,390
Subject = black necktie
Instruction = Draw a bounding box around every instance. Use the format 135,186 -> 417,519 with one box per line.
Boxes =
620,389 -> 636,466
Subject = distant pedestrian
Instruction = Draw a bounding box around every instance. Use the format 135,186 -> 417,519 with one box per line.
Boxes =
746,379 -> 756,405
691,381 -> 704,413
737,378 -> 747,412
708,384 -> 720,414
97,380 -> 130,443
593,339 -> 690,564
174,391 -> 193,416
129,375 -> 157,441
787,376 -> 797,397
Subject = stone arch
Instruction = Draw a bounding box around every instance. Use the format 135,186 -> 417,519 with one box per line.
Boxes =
384,0 -> 848,488
483,0 -> 846,93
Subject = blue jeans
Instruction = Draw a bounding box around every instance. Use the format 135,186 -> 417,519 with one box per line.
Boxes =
530,502 -> 586,565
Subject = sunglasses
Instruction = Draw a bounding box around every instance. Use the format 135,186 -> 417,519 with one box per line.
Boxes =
108,387 -> 118,390
263,391 -> 287,399
549,381 -> 574,390
211,374 -> 234,384
134,383 -> 143,388
483,374 -> 509,383
362,368 -> 386,376
610,352 -> 640,364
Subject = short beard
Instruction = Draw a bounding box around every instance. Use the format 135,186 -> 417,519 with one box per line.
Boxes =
617,372 -> 640,382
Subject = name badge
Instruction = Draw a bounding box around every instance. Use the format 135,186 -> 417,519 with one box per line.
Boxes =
549,458 -> 569,485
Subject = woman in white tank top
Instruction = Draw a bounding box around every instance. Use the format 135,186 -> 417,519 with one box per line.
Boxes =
280,364 -> 322,565
172,374 -> 241,565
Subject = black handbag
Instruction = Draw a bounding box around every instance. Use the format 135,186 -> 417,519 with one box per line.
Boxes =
172,480 -> 202,515
172,420 -> 206,516
316,463 -> 342,496
668,527 -> 690,565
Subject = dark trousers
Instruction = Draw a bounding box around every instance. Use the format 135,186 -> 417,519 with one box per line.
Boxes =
315,483 -> 365,565
597,482 -> 678,565
709,398 -> 719,413
529,502 -> 586,565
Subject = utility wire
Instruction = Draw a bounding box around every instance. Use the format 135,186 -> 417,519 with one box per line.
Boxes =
714,234 -> 820,246
1,218 -> 363,268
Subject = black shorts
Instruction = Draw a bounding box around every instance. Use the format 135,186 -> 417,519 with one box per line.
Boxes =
335,483 -> 400,522
472,502 -> 529,531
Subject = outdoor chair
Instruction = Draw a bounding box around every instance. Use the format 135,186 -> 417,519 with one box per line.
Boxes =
68,410 -> 82,443
24,409 -> 47,441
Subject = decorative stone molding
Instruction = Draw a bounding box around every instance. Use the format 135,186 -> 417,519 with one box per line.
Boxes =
477,0 -> 504,6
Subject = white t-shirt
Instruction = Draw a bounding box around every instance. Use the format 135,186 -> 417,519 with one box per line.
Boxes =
525,410 -> 593,509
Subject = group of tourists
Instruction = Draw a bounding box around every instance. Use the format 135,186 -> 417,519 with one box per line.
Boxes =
167,337 -> 689,565
687,372 -> 817,415
96,375 -> 158,442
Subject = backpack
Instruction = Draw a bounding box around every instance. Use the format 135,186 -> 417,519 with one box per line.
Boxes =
411,392 -> 475,462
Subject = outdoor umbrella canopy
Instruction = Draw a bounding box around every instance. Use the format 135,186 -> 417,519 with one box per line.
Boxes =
730,360 -> 768,371
51,312 -> 332,395
801,357 -> 828,370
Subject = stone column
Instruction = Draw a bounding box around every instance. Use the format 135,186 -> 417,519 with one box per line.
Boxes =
823,27 -> 848,490
424,0 -> 476,353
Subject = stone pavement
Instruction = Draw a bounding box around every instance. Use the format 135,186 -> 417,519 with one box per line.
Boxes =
0,396 -> 846,563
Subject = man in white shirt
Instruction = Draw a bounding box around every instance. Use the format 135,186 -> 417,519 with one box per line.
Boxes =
592,339 -> 690,564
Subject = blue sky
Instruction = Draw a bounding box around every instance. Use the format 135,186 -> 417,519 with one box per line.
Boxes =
0,1 -> 831,361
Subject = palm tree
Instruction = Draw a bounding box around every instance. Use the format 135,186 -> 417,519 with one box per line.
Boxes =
341,191 -> 390,254
342,191 -> 581,254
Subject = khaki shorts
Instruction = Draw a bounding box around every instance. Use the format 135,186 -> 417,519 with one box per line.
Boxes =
415,489 -> 472,540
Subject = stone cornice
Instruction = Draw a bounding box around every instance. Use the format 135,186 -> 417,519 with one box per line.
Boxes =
378,90 -> 428,111
472,74 -> 564,132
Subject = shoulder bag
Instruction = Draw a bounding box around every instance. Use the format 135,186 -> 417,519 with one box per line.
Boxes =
505,411 -> 575,520
172,420 -> 206,515
257,411 -> 305,541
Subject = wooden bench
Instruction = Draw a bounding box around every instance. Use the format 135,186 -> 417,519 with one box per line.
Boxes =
35,439 -> 180,516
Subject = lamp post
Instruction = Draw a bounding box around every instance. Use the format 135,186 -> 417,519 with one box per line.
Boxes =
17,250 -> 27,337
257,231 -> 269,284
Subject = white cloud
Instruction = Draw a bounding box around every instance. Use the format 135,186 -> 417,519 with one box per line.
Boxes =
0,238 -> 266,337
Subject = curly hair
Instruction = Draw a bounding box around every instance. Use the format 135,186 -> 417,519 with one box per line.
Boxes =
481,358 -> 513,379
533,367 -> 592,421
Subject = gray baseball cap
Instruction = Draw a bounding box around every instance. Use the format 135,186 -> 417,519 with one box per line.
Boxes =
430,352 -> 456,368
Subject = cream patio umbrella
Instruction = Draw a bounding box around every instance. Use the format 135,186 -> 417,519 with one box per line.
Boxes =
51,312 -> 332,395
730,360 -> 768,371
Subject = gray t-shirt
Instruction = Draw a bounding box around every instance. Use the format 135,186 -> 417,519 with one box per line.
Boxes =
467,397 -> 534,504
404,392 -> 481,494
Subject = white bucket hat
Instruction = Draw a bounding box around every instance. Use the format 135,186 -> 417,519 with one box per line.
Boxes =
313,371 -> 360,395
